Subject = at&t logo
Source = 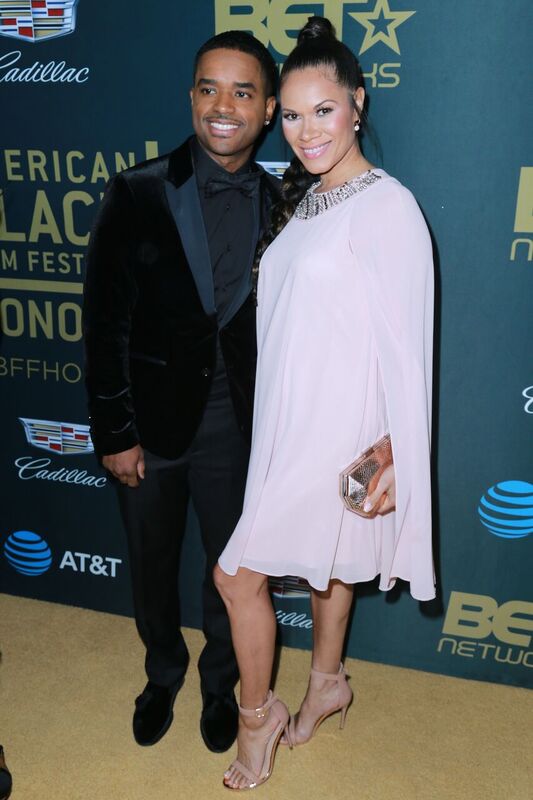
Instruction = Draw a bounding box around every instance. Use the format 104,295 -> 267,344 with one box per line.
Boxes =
3,532 -> 122,578
59,551 -> 122,577
3,530 -> 52,575
215,0 -> 416,88
438,591 -> 533,670
478,481 -> 533,539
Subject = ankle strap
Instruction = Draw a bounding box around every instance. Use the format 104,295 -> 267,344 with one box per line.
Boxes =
310,662 -> 346,681
238,689 -> 277,718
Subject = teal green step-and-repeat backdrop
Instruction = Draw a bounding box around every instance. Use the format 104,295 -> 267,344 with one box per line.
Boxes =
1,1 -> 532,688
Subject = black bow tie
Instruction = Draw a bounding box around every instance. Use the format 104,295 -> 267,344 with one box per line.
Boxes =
204,171 -> 261,199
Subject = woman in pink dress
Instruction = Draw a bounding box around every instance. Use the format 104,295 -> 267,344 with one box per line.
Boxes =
214,15 -> 435,790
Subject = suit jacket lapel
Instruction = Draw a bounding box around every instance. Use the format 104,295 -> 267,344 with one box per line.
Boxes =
164,140 -> 215,317
164,143 -> 280,326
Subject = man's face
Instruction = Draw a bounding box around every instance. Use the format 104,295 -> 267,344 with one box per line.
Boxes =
190,48 -> 275,171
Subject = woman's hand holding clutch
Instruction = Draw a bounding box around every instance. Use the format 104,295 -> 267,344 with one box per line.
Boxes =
363,464 -> 396,515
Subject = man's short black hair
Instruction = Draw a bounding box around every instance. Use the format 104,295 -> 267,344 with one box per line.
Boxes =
193,30 -> 278,97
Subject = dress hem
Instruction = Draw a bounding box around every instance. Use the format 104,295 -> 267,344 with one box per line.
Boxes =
217,556 -> 436,602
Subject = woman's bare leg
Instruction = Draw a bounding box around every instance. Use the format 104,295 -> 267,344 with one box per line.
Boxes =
214,564 -> 281,788
290,579 -> 354,742
311,579 -> 354,671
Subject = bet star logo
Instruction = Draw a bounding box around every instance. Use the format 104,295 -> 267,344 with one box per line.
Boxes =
350,0 -> 416,55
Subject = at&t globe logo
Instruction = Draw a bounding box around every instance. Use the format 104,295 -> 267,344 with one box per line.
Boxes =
478,481 -> 533,539
3,530 -> 52,575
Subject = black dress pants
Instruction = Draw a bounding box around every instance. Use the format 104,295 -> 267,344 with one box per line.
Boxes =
116,376 -> 249,695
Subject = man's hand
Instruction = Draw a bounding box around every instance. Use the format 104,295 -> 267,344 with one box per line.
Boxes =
363,463 -> 396,515
102,445 -> 145,488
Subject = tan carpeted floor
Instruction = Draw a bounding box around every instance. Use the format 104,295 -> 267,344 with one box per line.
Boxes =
0,593 -> 531,800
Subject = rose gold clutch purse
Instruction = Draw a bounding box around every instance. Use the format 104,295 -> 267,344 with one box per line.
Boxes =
339,434 -> 392,517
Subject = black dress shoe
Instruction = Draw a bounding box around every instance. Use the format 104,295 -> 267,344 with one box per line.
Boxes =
0,746 -> 12,800
133,679 -> 183,746
200,691 -> 238,753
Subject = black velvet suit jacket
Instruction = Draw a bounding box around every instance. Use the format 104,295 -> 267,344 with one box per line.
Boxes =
83,137 -> 280,459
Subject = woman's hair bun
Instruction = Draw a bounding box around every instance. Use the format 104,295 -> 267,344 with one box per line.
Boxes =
297,16 -> 336,46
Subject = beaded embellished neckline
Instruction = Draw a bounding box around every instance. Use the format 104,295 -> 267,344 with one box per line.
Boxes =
294,170 -> 381,219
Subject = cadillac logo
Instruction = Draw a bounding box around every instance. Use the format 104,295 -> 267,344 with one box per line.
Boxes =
19,417 -> 93,455
0,0 -> 79,43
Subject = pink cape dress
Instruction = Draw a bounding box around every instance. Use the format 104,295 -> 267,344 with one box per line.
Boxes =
219,170 -> 436,601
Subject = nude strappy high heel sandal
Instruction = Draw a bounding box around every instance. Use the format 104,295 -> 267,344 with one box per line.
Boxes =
223,690 -> 292,790
285,663 -> 353,746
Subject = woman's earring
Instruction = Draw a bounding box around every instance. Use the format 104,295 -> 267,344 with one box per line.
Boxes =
264,119 -> 270,126
354,120 -> 361,132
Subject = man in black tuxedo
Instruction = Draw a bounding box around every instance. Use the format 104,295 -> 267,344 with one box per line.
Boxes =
83,31 -> 278,752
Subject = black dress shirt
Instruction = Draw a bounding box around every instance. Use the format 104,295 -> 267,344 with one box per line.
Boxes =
191,137 -> 258,398
192,137 -> 258,321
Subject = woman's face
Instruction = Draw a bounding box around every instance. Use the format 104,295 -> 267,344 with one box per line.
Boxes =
281,66 -> 364,184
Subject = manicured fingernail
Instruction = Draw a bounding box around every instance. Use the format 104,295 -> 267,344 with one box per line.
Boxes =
363,500 -> 372,512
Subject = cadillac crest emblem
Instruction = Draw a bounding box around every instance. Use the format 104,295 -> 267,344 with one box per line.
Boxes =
0,0 -> 79,43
